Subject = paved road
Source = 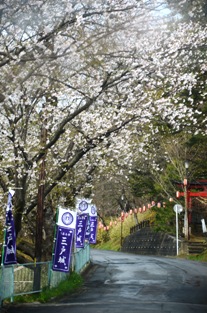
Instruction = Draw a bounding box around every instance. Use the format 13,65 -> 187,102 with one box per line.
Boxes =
5,249 -> 207,313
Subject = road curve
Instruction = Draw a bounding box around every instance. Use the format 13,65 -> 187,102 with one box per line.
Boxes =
6,249 -> 207,313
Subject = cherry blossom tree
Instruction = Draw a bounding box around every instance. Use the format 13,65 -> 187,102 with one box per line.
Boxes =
0,0 -> 206,260
89,2 -> 207,217
0,0 -> 165,260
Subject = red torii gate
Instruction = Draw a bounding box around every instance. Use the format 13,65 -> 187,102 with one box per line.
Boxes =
175,179 -> 207,223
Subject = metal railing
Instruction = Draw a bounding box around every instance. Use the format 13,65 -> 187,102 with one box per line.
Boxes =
130,219 -> 152,234
74,245 -> 90,273
0,243 -> 90,304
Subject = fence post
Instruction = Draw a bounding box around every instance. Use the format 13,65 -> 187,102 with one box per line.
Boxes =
0,266 -> 2,307
47,261 -> 52,288
0,265 -> 14,305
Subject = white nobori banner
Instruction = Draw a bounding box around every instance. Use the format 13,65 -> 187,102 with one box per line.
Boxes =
89,204 -> 97,217
57,208 -> 77,229
76,198 -> 91,214
76,198 -> 97,216
201,219 -> 207,233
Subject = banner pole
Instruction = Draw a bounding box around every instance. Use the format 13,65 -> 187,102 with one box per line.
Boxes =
49,207 -> 59,286
52,207 -> 59,257
1,227 -> 6,267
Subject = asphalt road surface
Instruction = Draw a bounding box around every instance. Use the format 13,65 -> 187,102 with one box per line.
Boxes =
5,249 -> 207,313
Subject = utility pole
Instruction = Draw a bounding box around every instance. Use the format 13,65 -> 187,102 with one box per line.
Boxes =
33,105 -> 47,291
184,160 -> 189,240
35,127 -> 47,262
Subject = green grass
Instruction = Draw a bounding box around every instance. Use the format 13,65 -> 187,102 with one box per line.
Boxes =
10,271 -> 83,304
95,237 -> 121,251
179,249 -> 207,262
187,252 -> 207,262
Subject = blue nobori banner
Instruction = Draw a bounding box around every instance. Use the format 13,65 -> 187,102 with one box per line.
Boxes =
89,216 -> 98,244
76,199 -> 98,243
84,204 -> 98,242
85,215 -> 91,241
52,226 -> 74,272
3,190 -> 17,265
75,213 -> 88,248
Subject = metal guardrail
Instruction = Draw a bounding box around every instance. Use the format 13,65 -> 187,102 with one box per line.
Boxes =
130,219 -> 153,234
74,245 -> 90,273
0,243 -> 90,304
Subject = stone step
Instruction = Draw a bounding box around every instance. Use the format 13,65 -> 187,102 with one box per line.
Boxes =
188,242 -> 207,254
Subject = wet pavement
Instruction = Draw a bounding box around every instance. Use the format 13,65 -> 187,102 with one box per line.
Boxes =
5,249 -> 207,313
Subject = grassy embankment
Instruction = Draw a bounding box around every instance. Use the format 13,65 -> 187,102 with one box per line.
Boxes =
94,210 -> 154,251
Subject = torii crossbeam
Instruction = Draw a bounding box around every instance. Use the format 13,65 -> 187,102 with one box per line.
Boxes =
175,180 -> 207,224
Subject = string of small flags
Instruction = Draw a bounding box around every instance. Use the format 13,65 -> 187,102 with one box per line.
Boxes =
98,201 -> 165,231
